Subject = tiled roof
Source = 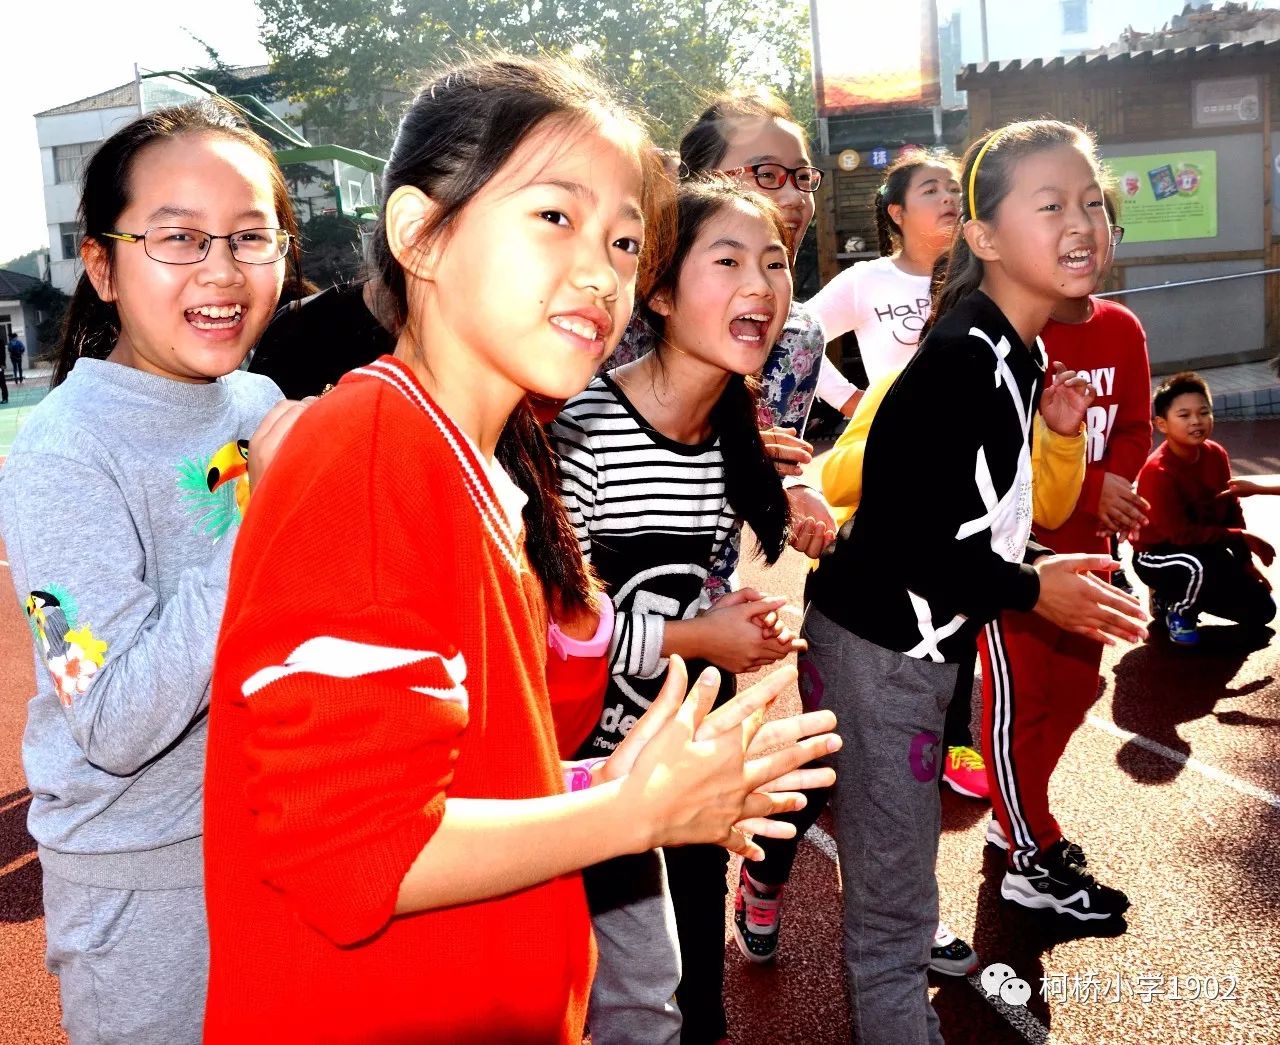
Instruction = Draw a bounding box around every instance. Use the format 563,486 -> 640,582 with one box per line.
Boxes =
957,38 -> 1280,87
0,269 -> 46,300
36,81 -> 138,117
35,66 -> 272,118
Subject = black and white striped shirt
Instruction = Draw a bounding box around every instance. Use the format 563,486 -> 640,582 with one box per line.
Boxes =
551,376 -> 736,753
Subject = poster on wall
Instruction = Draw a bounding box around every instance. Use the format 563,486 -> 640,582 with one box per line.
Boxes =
809,0 -> 939,117
1103,150 -> 1217,244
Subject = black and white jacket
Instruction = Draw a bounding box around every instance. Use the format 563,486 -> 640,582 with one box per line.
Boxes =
808,290 -> 1049,663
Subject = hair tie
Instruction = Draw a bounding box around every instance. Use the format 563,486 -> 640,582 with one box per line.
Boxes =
966,129 -> 1003,221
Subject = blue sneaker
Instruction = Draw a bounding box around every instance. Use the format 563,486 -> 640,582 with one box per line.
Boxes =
1166,609 -> 1200,646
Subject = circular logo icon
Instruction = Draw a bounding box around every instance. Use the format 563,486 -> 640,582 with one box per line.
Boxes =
1175,163 -> 1201,196
908,730 -> 940,782
838,149 -> 861,172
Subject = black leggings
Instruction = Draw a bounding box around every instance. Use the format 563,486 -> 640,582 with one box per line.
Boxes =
662,665 -> 735,1045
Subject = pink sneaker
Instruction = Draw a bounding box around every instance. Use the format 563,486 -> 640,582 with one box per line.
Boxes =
942,746 -> 990,800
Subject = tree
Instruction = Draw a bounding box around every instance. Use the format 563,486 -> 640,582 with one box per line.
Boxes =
21,283 -> 71,356
298,212 -> 367,287
1,249 -> 46,280
187,32 -> 285,102
253,0 -> 815,155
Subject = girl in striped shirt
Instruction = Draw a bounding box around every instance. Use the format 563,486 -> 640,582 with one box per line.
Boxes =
553,177 -> 803,1045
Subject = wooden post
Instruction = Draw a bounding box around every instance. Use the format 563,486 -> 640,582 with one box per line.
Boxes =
1264,73 -> 1277,353
815,162 -> 840,289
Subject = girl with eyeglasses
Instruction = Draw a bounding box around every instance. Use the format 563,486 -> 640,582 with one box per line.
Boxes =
0,100 -> 298,1043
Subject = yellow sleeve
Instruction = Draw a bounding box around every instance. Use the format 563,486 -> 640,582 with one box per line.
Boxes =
1031,415 -> 1086,530
821,368 -> 900,529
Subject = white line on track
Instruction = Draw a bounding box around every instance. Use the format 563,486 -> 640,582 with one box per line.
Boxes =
802,824 -> 1055,1045
804,822 -> 839,861
1086,714 -> 1280,810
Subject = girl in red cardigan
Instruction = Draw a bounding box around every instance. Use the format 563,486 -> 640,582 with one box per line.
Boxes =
203,54 -> 837,1044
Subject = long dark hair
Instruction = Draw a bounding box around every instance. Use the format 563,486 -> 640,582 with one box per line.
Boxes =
925,120 -> 1098,338
641,178 -> 791,564
372,53 -> 670,616
679,88 -> 804,177
873,152 -> 958,257
53,99 -> 301,387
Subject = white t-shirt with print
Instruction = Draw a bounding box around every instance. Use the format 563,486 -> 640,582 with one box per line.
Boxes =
807,256 -> 933,387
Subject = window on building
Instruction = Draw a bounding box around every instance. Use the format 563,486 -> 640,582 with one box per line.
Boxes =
1061,0 -> 1087,34
60,223 -> 81,261
53,141 -> 96,185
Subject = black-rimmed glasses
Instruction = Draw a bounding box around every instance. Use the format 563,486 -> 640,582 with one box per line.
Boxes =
102,227 -> 291,265
723,163 -> 824,193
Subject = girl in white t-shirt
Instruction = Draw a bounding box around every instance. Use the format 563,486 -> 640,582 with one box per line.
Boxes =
808,154 -> 960,413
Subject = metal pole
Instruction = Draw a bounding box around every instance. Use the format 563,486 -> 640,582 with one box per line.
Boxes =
979,0 -> 990,63
1096,266 -> 1280,298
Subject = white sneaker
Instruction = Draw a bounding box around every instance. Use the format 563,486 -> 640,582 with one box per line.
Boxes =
985,818 -> 1008,851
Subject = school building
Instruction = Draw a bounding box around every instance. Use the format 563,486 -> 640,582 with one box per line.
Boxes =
957,40 -> 1280,374
35,70 -> 336,296
812,5 -> 1280,376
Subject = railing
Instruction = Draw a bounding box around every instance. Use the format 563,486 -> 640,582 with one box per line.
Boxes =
1097,267 -> 1280,298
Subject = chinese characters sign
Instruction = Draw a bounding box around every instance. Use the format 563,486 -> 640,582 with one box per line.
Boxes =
1103,150 -> 1218,244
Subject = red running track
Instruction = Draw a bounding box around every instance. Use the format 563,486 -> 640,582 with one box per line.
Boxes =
1,421 -> 1277,1044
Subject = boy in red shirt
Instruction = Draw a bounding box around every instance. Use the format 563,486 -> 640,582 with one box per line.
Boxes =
1132,371 -> 1276,645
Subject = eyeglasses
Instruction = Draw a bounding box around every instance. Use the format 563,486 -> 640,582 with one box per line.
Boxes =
101,227 -> 291,266
723,163 -> 824,193
1109,225 -> 1125,245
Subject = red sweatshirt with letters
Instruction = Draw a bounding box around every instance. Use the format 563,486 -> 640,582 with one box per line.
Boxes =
1036,297 -> 1153,555
204,356 -> 593,1044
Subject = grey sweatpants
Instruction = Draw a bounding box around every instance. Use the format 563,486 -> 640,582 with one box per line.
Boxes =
42,866 -> 207,1044
582,848 -> 683,1045
803,608 -> 958,1045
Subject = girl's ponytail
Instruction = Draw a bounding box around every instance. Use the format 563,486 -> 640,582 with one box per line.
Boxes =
53,275 -> 119,387
711,373 -> 789,564
873,186 -> 895,257
496,398 -> 598,615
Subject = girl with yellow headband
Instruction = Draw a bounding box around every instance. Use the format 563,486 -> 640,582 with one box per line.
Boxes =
800,119 -> 1150,1044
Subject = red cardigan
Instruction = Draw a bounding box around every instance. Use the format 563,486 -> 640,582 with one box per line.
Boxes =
204,356 -> 593,1043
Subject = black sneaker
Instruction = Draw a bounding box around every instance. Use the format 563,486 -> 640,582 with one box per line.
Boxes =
930,921 -> 980,976
1000,841 -> 1129,921
732,862 -> 782,963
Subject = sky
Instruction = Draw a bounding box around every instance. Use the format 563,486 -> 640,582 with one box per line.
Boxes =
0,0 -> 271,262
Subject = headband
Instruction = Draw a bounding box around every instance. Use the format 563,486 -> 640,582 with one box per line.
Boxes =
966,129 -> 1003,221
